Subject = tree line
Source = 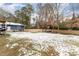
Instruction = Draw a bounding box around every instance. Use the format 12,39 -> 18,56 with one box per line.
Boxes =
0,3 -> 79,30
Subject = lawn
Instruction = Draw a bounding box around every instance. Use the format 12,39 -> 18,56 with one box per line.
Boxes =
0,32 -> 79,56
0,35 -> 59,56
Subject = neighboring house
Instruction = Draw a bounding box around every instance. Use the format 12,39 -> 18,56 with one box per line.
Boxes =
0,20 -> 24,32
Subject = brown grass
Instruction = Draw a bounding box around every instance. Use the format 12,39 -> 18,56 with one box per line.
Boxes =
64,40 -> 79,56
64,40 -> 79,47
68,50 -> 78,56
0,37 -> 33,56
0,35 -> 59,56
40,45 -> 59,56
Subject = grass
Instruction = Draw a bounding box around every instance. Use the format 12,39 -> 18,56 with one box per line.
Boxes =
0,36 -> 59,56
64,40 -> 79,56
40,45 -> 59,56
64,40 -> 79,47
68,49 -> 78,56
0,35 -> 10,55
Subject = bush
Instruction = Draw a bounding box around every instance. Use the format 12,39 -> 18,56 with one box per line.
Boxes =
72,27 -> 79,30
54,22 -> 79,30
53,23 -> 69,30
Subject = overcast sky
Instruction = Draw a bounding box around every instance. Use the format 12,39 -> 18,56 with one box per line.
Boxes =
0,3 -> 67,14
0,3 -> 79,18
0,3 -> 29,14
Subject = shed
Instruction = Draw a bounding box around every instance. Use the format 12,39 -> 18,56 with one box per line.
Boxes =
5,22 -> 24,31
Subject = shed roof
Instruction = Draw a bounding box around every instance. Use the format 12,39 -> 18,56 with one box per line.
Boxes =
5,22 -> 24,26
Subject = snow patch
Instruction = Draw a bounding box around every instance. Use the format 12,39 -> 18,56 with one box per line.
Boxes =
8,32 -> 79,56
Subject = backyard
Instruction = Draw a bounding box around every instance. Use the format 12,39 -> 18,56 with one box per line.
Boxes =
0,32 -> 79,56
0,3 -> 79,56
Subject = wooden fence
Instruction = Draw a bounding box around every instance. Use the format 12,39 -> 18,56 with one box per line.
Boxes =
24,29 -> 79,35
24,29 -> 53,32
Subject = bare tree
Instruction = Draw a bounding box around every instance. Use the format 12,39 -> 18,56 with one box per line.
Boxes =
53,3 -> 62,30
69,4 -> 76,20
36,3 -> 65,31
69,3 -> 77,29
36,3 -> 55,29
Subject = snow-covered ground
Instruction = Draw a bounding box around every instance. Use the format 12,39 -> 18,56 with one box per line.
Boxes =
8,32 -> 79,56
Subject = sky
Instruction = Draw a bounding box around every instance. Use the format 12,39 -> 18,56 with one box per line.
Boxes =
0,3 -> 27,14
0,3 -> 37,15
0,3 -> 79,18
0,3 -> 67,15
